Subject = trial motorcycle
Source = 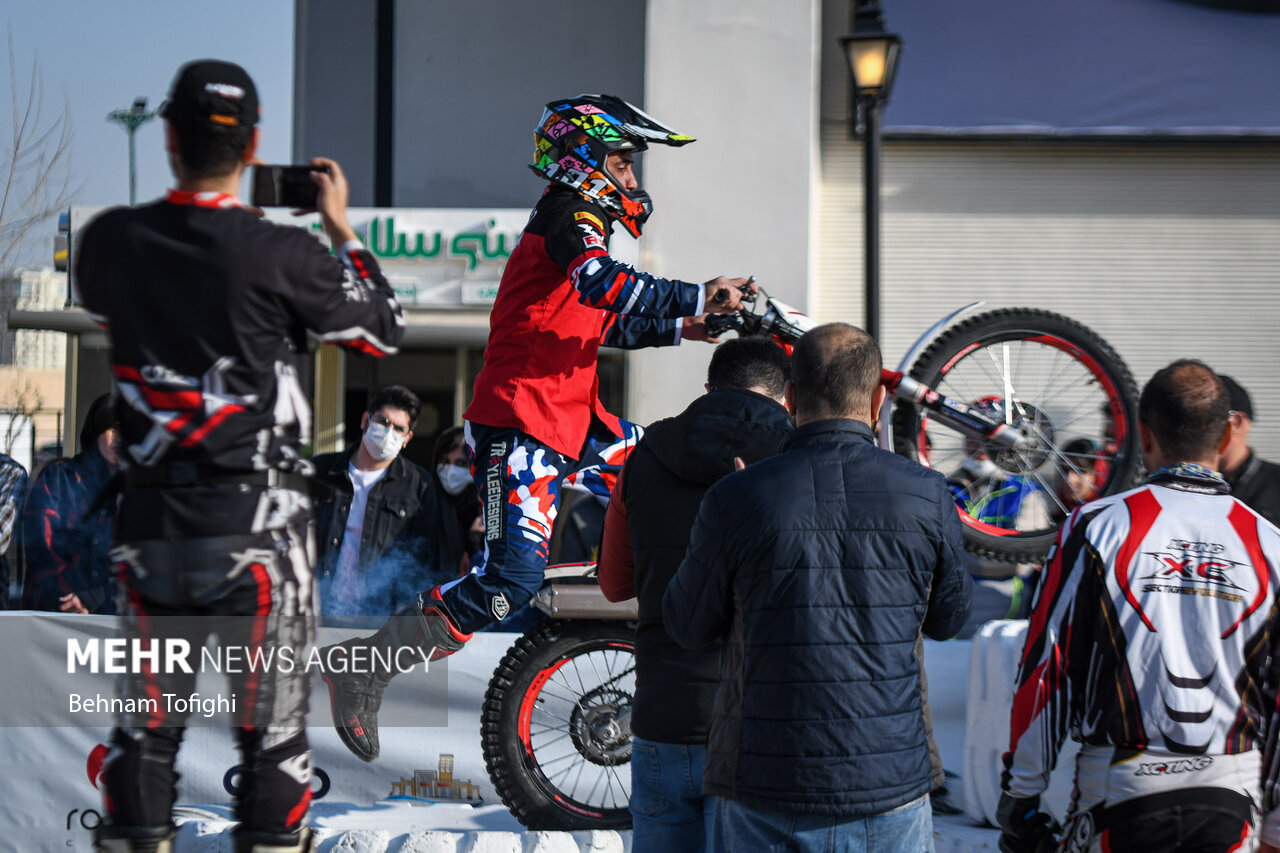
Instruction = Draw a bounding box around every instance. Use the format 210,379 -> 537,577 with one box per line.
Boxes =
480,296 -> 1140,829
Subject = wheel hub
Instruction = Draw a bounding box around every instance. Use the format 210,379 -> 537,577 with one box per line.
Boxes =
984,400 -> 1055,474
569,686 -> 632,766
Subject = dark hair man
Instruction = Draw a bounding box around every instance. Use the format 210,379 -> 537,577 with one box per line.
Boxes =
663,323 -> 972,852
999,360 -> 1280,853
311,386 -> 465,627
1218,375 -> 1280,527
20,393 -> 117,614
76,59 -> 404,853
596,336 -> 793,852
323,93 -> 754,762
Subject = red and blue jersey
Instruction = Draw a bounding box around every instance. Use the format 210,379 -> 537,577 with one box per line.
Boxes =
465,186 -> 703,458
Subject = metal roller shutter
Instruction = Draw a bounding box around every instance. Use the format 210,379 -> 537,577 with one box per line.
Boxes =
816,132 -> 1280,459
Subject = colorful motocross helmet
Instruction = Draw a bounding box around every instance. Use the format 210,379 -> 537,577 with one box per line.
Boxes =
530,94 -> 694,238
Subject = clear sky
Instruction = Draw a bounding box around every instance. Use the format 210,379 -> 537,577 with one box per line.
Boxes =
3,2 -> 295,264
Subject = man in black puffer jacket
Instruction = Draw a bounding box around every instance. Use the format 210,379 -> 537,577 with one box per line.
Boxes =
664,323 -> 972,853
598,337 -> 793,852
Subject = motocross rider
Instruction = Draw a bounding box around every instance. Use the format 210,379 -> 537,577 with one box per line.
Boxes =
324,93 -> 755,761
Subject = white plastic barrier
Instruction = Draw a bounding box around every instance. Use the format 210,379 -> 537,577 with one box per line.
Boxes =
962,619 -> 1077,827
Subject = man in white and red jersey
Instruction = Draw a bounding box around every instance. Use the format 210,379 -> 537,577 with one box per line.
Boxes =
999,360 -> 1280,853
77,60 -> 404,853
323,93 -> 754,762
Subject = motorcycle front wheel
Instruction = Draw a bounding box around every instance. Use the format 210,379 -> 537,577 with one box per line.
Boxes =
481,620 -> 636,830
891,308 -> 1141,564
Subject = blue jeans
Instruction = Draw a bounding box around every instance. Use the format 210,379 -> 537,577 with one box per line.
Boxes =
630,737 -> 713,853
709,794 -> 933,853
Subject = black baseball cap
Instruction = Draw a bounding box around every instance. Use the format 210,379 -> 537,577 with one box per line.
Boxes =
1219,374 -> 1254,420
159,59 -> 259,128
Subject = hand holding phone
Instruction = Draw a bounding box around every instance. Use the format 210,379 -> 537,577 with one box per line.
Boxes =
250,164 -> 331,209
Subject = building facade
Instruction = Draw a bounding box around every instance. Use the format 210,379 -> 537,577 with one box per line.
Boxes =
290,0 -> 1280,460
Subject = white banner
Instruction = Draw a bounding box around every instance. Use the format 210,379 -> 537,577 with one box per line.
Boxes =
0,612 -> 512,852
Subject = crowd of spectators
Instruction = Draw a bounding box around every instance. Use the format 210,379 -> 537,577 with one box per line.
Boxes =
4,388 -> 477,624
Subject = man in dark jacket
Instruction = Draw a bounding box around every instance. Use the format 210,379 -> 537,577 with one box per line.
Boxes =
1218,375 -> 1280,526
664,323 -> 972,853
312,386 -> 463,627
21,393 -> 118,614
597,337 -> 793,852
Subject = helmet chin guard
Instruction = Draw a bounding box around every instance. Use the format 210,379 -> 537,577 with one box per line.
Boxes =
530,94 -> 693,237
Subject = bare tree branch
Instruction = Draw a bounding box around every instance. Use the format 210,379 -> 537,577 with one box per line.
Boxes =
0,24 -> 80,280
1,373 -> 41,455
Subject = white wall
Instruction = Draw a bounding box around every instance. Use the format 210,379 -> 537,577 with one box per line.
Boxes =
627,0 -> 821,426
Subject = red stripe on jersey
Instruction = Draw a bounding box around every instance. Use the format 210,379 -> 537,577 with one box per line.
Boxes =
604,270 -> 630,305
180,405 -> 244,448
241,562 -> 273,729
348,250 -> 370,280
1023,520 -> 1071,669
1007,658 -> 1052,755
1225,820 -> 1250,852
164,411 -> 194,436
1115,489 -> 1162,632
565,247 -> 609,280
165,189 -> 240,209
140,389 -> 201,410
337,339 -> 388,357
112,365 -> 144,382
1224,502 -> 1270,639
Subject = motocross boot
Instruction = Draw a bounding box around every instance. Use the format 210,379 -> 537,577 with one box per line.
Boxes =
94,824 -> 175,853
322,586 -> 471,761
233,826 -> 314,853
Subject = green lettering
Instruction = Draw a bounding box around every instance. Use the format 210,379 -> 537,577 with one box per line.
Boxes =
450,232 -> 481,271
396,228 -> 441,259
367,216 -> 399,258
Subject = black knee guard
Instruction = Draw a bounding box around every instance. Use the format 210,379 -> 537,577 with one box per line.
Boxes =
100,726 -> 185,829
232,728 -> 312,835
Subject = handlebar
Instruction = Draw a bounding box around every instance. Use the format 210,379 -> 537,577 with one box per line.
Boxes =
712,275 -> 757,306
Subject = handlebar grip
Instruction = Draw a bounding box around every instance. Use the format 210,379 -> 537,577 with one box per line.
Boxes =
712,276 -> 757,306
704,313 -> 740,337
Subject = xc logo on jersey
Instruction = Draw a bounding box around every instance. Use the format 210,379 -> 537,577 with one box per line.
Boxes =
1141,551 -> 1248,590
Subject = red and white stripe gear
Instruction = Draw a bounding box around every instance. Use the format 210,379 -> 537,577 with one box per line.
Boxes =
76,191 -> 403,473
1003,473 -> 1280,846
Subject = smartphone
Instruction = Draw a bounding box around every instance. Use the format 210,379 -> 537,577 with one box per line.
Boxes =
250,164 -> 329,208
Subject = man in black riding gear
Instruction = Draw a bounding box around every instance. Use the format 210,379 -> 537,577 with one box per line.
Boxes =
76,59 -> 404,853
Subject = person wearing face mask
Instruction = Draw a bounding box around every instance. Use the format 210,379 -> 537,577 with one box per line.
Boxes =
432,426 -> 483,569
311,386 -> 459,627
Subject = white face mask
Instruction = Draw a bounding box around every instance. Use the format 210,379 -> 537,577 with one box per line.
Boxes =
437,463 -> 472,496
362,421 -> 405,462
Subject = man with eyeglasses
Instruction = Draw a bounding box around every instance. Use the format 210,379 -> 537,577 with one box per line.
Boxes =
311,386 -> 465,628
1218,375 -> 1280,527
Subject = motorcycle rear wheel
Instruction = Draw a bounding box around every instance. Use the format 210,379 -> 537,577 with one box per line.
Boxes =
891,308 -> 1141,564
481,620 -> 636,830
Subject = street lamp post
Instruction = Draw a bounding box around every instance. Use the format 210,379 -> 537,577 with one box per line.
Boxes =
841,2 -> 901,344
107,97 -> 157,205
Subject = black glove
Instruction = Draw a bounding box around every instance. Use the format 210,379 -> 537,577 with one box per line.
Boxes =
996,792 -> 1058,853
